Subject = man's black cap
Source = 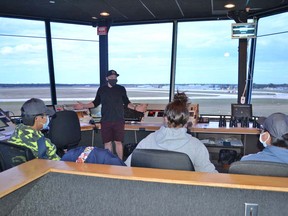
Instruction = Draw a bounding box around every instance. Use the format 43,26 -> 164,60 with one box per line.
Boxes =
106,70 -> 119,77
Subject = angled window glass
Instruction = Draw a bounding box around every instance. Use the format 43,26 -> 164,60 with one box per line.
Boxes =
252,12 -> 288,117
0,18 -> 48,115
109,23 -> 172,105
176,20 -> 238,115
51,23 -> 100,106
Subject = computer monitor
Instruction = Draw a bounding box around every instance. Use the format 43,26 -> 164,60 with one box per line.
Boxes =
0,108 -> 11,122
231,104 -> 252,118
0,118 -> 9,129
231,22 -> 257,39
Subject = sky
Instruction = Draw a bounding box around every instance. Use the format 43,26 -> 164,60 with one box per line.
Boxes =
0,12 -> 287,85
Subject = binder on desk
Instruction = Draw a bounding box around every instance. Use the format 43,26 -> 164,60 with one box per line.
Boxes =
124,106 -> 144,122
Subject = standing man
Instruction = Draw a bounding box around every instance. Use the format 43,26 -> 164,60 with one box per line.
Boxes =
74,70 -> 147,160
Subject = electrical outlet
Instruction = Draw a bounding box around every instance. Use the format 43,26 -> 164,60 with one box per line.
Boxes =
245,203 -> 258,216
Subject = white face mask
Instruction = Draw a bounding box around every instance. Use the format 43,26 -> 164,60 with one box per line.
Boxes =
259,132 -> 270,147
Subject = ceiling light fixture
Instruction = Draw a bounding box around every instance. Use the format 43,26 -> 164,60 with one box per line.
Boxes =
100,12 -> 110,17
91,16 -> 97,20
49,0 -> 55,4
224,3 -> 235,9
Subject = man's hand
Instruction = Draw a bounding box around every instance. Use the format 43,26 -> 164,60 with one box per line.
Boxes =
73,102 -> 84,110
136,104 -> 148,113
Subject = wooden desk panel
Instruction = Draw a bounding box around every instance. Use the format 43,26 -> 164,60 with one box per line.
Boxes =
81,121 -> 260,135
1,159 -> 287,199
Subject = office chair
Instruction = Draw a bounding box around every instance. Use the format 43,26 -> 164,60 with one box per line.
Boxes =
0,141 -> 35,172
47,110 -> 81,157
228,160 -> 288,177
131,149 -> 195,171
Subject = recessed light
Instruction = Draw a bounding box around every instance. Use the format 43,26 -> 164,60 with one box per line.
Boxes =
100,12 -> 110,17
224,3 -> 235,9
49,0 -> 55,4
91,16 -> 97,20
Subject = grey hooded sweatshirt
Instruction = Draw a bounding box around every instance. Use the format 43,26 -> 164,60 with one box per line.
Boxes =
125,126 -> 217,173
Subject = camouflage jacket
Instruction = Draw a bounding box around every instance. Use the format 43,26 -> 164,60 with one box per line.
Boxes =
8,124 -> 60,161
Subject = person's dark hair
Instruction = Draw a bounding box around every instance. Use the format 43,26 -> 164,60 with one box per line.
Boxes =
164,92 -> 189,128
271,133 -> 288,149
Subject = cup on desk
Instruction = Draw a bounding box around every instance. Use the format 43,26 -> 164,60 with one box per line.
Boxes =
80,115 -> 92,124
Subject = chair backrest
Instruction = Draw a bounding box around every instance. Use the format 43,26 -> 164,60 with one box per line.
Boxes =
229,160 -> 288,177
47,110 -> 81,151
0,141 -> 35,172
131,149 -> 195,171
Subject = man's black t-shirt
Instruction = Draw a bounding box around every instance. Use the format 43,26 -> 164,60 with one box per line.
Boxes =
92,84 -> 131,122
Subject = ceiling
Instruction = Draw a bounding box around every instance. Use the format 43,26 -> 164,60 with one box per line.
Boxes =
0,0 -> 287,26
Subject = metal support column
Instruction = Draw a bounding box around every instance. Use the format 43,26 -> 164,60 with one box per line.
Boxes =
45,21 -> 57,105
237,38 -> 248,104
98,19 -> 111,86
169,21 -> 178,102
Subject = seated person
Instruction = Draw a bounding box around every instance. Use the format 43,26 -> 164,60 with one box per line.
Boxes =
8,98 -> 60,160
241,112 -> 288,163
8,98 -> 125,166
125,92 -> 217,173
61,146 -> 126,166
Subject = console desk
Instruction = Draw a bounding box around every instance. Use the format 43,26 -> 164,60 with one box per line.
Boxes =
81,121 -> 260,134
80,121 -> 260,156
0,159 -> 287,215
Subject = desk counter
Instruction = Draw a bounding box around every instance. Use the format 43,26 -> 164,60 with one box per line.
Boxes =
0,159 -> 287,199
1,159 -> 287,215
81,121 -> 260,135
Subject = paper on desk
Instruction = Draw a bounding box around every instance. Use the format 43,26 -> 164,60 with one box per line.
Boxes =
230,140 -> 243,146
1,130 -> 14,136
200,139 -> 216,145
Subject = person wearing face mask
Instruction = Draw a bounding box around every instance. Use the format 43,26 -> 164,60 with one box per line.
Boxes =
124,92 -> 217,173
73,70 -> 147,160
241,112 -> 288,163
8,98 -> 60,160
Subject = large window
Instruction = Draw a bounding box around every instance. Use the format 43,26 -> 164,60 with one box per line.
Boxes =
109,23 -> 173,105
51,23 -> 100,106
176,20 -> 238,115
0,18 -> 49,115
1,13 -> 287,117
252,12 -> 288,117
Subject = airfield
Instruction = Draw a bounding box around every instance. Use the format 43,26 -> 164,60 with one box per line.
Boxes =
0,86 -> 288,117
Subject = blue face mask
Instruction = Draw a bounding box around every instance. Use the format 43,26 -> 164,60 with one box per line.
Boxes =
42,116 -> 50,130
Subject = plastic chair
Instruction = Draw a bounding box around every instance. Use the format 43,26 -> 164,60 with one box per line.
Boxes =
47,110 -> 81,157
229,160 -> 288,177
0,141 -> 35,172
131,149 -> 195,171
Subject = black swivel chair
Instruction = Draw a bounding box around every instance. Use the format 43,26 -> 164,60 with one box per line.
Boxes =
47,110 -> 81,157
0,141 -> 35,172
131,149 -> 195,171
229,160 -> 288,177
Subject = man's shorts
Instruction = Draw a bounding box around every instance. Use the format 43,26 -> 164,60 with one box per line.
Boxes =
101,121 -> 125,143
